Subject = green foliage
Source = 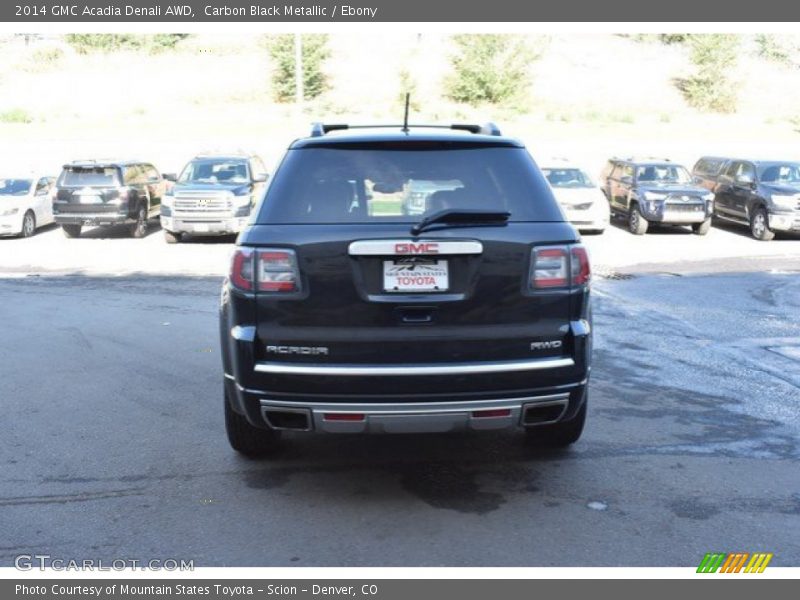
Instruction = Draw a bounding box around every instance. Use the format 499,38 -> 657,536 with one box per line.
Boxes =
681,34 -> 740,113
265,34 -> 330,103
445,34 -> 540,106
65,34 -> 188,54
0,108 -> 33,123
32,46 -> 63,64
754,34 -> 800,66
631,34 -> 688,45
397,69 -> 421,111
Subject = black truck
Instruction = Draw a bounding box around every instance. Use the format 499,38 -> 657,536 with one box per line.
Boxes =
693,157 -> 800,241
219,122 -> 593,456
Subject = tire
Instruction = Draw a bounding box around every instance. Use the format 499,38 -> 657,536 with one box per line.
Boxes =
627,204 -> 649,235
164,230 -> 181,244
525,398 -> 587,448
130,205 -> 148,238
692,217 -> 712,236
20,210 -> 36,238
62,224 -> 82,238
750,207 -> 775,241
224,394 -> 281,457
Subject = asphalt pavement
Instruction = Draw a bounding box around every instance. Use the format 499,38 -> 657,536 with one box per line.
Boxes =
1,260 -> 798,566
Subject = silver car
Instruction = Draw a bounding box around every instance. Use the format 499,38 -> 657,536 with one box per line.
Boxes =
542,161 -> 609,234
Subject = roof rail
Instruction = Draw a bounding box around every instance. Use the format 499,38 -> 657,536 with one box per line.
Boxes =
309,122 -> 503,137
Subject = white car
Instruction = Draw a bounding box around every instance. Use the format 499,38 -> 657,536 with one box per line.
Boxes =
0,175 -> 57,238
541,162 -> 610,234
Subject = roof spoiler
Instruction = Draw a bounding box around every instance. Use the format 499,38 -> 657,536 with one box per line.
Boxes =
309,122 -> 502,137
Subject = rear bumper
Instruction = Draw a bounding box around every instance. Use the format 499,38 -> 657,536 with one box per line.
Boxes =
55,212 -> 132,226
225,373 -> 587,434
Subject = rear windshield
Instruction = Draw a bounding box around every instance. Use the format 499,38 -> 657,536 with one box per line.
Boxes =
59,167 -> 120,187
257,146 -> 563,224
0,179 -> 33,196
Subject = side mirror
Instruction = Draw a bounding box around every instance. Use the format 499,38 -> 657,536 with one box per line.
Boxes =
621,175 -> 633,185
162,173 -> 177,182
253,173 -> 268,183
737,175 -> 754,186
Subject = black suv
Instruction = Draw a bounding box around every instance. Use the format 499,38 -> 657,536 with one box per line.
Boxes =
219,123 -> 593,457
603,158 -> 714,235
53,160 -> 165,238
711,159 -> 800,241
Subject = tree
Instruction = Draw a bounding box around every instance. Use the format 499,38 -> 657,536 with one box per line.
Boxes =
681,34 -> 740,113
445,34 -> 539,106
265,34 -> 330,103
65,34 -> 188,54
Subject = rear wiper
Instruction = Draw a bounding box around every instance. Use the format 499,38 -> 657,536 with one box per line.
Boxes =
411,209 -> 511,236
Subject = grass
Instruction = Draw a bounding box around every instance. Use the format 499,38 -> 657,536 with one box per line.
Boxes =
0,108 -> 33,124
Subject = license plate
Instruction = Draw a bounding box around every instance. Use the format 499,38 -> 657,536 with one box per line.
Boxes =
79,195 -> 102,204
194,223 -> 210,232
383,259 -> 448,292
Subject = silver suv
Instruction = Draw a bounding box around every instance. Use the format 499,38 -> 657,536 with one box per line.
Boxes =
160,154 -> 268,243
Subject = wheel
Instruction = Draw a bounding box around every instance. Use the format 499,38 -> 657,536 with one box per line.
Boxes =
130,205 -> 148,238
692,217 -> 712,236
62,224 -> 82,238
164,230 -> 181,244
224,393 -> 281,457
525,398 -> 587,448
627,204 -> 649,235
750,207 -> 775,241
20,210 -> 36,238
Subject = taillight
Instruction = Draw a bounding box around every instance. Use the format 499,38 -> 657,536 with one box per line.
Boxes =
530,244 -> 590,289
531,246 -> 569,288
570,244 -> 591,285
229,248 -> 301,293
258,249 -> 300,293
230,247 -> 255,291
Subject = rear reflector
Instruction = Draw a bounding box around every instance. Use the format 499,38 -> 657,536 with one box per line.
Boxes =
471,409 -> 512,418
323,413 -> 366,421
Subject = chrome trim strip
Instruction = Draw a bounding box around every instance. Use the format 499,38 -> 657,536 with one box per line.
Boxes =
258,393 -> 569,415
254,356 -> 574,376
232,377 -> 587,397
348,239 -> 483,256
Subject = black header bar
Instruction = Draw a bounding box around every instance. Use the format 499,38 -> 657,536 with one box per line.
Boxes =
2,0 -> 798,22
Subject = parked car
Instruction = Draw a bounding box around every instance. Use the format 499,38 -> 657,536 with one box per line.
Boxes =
712,159 -> 800,241
541,160 -> 609,234
219,122 -> 592,457
602,157 -> 714,235
691,156 -> 728,192
160,153 -> 269,243
0,174 -> 56,238
53,160 -> 165,238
